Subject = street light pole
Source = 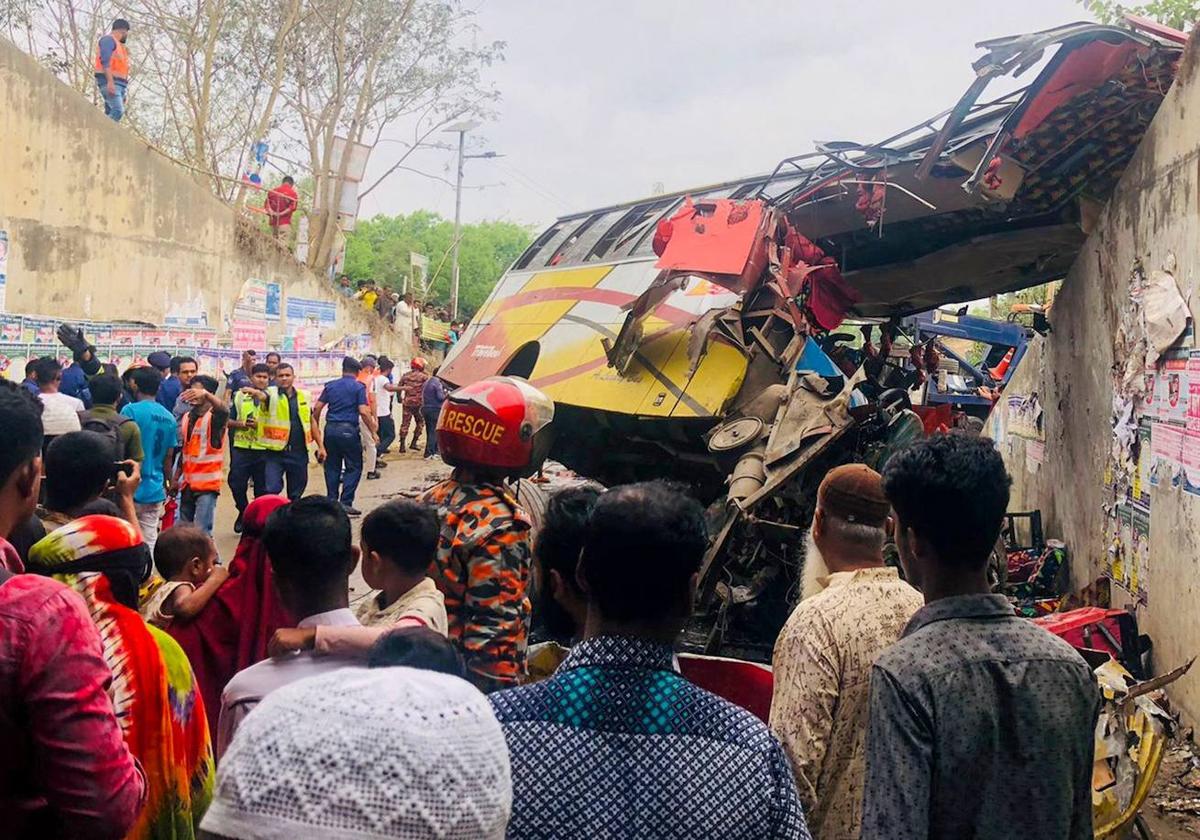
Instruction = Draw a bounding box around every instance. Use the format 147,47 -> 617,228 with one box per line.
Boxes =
443,120 -> 500,321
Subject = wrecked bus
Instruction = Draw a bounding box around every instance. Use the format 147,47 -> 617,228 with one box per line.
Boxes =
439,21 -> 1184,660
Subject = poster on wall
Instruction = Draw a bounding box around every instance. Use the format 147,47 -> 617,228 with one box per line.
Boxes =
1156,352 -> 1189,424
0,230 -> 9,313
0,315 -> 20,343
1131,506 -> 1150,605
1150,420 -> 1183,488
232,319 -> 267,349
233,278 -> 270,322
286,297 -> 337,327
1006,394 -> 1044,440
1131,418 -> 1152,509
265,282 -> 281,322
1182,424 -> 1200,497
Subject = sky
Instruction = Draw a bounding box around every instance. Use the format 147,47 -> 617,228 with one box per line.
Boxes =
355,0 -> 1090,232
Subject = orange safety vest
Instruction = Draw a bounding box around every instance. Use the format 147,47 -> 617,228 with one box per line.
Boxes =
180,411 -> 225,493
94,36 -> 130,80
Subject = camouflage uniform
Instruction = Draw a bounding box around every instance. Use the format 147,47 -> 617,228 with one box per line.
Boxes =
419,477 -> 533,691
398,369 -> 429,450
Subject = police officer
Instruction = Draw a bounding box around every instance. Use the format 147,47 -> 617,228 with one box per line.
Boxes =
419,375 -> 555,691
259,362 -> 312,501
312,357 -> 376,516
228,362 -> 270,533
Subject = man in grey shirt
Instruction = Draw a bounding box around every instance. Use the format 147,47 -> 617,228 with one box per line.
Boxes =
863,434 -> 1100,840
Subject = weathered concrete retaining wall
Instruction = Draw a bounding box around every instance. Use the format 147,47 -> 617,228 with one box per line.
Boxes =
1002,40 -> 1200,721
0,37 -> 406,355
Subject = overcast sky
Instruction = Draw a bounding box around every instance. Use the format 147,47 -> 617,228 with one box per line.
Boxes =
355,0 -> 1090,231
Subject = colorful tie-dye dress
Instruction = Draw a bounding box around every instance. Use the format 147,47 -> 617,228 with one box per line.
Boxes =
28,516 -> 214,840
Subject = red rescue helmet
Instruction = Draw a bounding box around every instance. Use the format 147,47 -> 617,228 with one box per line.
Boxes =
411,357 -> 427,371
437,376 -> 555,477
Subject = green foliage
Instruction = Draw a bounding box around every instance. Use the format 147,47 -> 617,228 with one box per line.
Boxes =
343,212 -> 534,317
1081,0 -> 1199,29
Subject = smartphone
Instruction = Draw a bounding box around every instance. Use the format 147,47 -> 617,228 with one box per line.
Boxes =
112,461 -> 133,481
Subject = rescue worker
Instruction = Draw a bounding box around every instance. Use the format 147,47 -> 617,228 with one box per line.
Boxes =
227,363 -> 270,533
175,375 -> 229,535
258,363 -> 312,501
94,19 -> 131,122
420,376 -> 555,692
397,357 -> 429,453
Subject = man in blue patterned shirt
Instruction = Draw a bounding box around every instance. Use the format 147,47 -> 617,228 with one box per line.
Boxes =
490,480 -> 810,839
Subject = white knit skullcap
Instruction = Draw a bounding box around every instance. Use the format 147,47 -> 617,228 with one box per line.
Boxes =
201,667 -> 512,839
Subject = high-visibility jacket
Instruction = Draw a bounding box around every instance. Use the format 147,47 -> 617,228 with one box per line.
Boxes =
94,36 -> 130,80
179,411 -> 225,493
259,386 -> 311,451
231,392 -> 265,450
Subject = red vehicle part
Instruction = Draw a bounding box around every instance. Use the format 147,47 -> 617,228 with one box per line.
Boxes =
653,198 -> 773,293
1033,607 -> 1144,677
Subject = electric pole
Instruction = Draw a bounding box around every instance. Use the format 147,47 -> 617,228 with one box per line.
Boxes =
443,120 -> 500,319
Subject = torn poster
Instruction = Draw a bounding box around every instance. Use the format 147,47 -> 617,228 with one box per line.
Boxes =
1110,504 -> 1146,601
1149,421 -> 1183,489
1007,394 -> 1043,440
0,230 -> 8,313
1025,439 -> 1045,473
1143,253 -> 1189,365
1141,363 -> 1157,414
1131,419 -> 1152,509
1131,506 -> 1150,605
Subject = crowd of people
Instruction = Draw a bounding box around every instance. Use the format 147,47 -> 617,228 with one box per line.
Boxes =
336,274 -> 468,354
3,327 -> 1105,838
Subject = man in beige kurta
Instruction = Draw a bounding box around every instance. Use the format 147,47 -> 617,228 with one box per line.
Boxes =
770,464 -> 923,840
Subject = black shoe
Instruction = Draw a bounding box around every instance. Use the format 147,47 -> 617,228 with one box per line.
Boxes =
344,505 -> 362,516
233,513 -> 244,534
376,461 -> 388,469
366,471 -> 381,480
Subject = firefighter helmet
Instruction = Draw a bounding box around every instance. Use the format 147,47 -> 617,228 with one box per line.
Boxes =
437,376 -> 554,477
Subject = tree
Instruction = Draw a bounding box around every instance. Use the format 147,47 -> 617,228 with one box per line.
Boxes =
3,0 -> 501,267
1082,0 -> 1199,29
343,211 -> 533,317
285,0 -> 502,272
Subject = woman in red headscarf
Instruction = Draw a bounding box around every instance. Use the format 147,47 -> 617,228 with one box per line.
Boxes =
167,494 -> 292,733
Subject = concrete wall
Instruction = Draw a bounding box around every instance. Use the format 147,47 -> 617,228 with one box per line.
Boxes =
1001,40 -> 1200,721
0,37 -> 407,355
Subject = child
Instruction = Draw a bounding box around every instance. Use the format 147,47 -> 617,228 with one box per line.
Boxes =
141,524 -> 229,629
269,499 -> 446,656
174,374 -> 228,535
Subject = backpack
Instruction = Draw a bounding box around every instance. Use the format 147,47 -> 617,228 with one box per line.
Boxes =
79,411 -> 133,461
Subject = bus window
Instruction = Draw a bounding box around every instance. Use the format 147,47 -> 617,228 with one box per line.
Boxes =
550,209 -> 625,266
625,186 -> 738,259
513,219 -> 583,270
589,198 -> 676,262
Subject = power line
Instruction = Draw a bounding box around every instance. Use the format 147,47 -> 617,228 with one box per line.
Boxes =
494,162 -> 574,210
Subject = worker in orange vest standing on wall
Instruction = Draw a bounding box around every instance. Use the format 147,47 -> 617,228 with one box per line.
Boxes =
94,19 -> 132,123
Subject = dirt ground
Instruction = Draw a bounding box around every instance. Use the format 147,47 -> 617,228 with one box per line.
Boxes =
1142,737 -> 1200,839
210,447 -> 452,608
